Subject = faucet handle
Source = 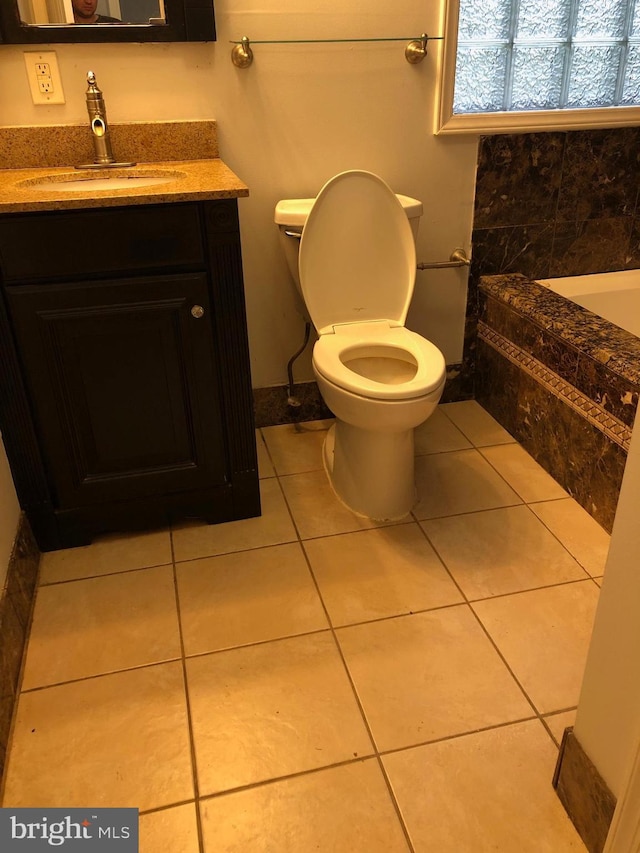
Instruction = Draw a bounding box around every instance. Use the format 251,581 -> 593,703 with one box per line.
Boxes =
86,71 -> 102,95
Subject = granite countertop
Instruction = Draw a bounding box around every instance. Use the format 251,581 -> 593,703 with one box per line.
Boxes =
0,158 -> 249,214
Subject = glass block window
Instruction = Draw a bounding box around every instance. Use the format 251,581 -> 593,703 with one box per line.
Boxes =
453,0 -> 640,114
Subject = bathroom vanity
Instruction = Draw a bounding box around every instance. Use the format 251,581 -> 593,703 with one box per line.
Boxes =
0,153 -> 259,550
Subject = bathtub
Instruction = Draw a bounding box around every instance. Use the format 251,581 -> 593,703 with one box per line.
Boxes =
476,270 -> 640,532
539,269 -> 640,338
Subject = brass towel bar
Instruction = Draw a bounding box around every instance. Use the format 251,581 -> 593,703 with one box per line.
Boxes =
231,33 -> 443,68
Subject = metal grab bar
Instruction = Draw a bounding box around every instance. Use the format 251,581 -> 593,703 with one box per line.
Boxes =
417,248 -> 470,270
284,232 -> 470,270
231,33 -> 442,68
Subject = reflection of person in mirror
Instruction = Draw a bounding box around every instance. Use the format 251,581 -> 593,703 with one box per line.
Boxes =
72,0 -> 121,23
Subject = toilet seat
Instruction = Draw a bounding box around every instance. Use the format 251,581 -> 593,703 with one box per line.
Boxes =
300,170 -> 445,402
299,170 -> 417,335
313,322 -> 446,401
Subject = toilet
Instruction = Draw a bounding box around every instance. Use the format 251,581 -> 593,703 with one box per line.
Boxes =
275,170 -> 446,521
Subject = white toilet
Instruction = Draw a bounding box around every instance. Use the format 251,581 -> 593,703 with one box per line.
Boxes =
275,170 -> 446,521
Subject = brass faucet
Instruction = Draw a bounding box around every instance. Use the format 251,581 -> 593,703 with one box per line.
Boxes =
76,71 -> 135,169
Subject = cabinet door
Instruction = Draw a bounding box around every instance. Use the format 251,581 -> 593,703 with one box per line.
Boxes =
7,273 -> 227,508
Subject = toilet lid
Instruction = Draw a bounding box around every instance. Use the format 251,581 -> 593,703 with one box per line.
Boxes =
298,171 -> 417,335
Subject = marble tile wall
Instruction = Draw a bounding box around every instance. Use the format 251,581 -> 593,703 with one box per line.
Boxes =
465,129 -> 640,529
464,128 -> 640,396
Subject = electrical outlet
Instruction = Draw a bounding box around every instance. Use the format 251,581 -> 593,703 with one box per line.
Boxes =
23,51 -> 65,105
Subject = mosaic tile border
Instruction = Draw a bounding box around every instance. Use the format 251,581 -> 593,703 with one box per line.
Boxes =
478,322 -> 632,452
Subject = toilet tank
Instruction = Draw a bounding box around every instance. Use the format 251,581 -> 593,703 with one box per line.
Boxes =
275,193 -> 423,291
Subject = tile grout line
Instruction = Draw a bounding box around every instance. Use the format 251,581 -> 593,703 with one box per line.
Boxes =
275,467 -> 417,853
523,505 -> 608,581
427,408 -> 609,579
416,411 -> 589,750
18,568 -> 599,698
168,525 -> 207,853
466,415 -> 610,579
38,558 -> 176,587
136,702 -> 577,818
302,545 -> 418,853
416,504 -> 561,747
272,411 -> 586,762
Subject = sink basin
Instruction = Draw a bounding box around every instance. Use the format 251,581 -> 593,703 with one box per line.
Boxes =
17,169 -> 185,193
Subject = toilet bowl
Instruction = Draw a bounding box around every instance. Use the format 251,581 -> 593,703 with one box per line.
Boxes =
276,170 -> 446,521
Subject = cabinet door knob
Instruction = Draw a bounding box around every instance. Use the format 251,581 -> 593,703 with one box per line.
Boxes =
191,305 -> 205,319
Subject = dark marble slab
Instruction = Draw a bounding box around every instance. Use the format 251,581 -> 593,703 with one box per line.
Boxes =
516,372 -> 623,531
478,336 -> 622,532
626,217 -> 640,269
476,338 -> 522,439
554,728 -> 616,853
254,382 -> 334,428
471,223 -> 554,281
481,293 -> 580,386
5,517 -> 39,630
479,274 -> 640,387
551,218 -> 633,277
0,514 -> 40,789
0,595 -> 26,704
475,133 -> 565,228
577,353 -> 640,429
0,692 -> 15,781
586,436 -> 628,533
441,363 -> 474,404
556,127 -> 640,222
459,308 -> 479,399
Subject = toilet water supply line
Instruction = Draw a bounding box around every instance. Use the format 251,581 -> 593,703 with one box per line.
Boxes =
287,321 -> 312,407
284,248 -> 470,407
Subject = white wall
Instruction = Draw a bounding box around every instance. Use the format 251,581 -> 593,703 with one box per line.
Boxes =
0,438 -> 20,587
0,0 -> 479,389
212,0 -> 479,385
574,418 -> 640,799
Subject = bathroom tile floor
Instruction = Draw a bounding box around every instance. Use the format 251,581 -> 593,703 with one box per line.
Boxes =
1,401 -> 611,851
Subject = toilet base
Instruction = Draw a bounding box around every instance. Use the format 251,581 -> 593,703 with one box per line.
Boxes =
323,421 -> 416,521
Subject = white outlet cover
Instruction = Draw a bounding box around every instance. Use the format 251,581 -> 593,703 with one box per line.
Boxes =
23,50 -> 65,105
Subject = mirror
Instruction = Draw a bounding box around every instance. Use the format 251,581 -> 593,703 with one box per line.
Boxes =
0,0 -> 215,42
17,1 -> 165,26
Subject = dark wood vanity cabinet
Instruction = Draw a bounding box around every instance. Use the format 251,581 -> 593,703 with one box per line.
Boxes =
0,199 -> 260,550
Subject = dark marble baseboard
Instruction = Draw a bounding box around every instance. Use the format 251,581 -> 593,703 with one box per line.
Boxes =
554,728 -> 616,853
253,368 -> 470,428
254,382 -> 334,428
0,514 -> 40,782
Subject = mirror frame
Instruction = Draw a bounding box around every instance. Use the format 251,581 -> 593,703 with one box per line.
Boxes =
0,0 -> 215,43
